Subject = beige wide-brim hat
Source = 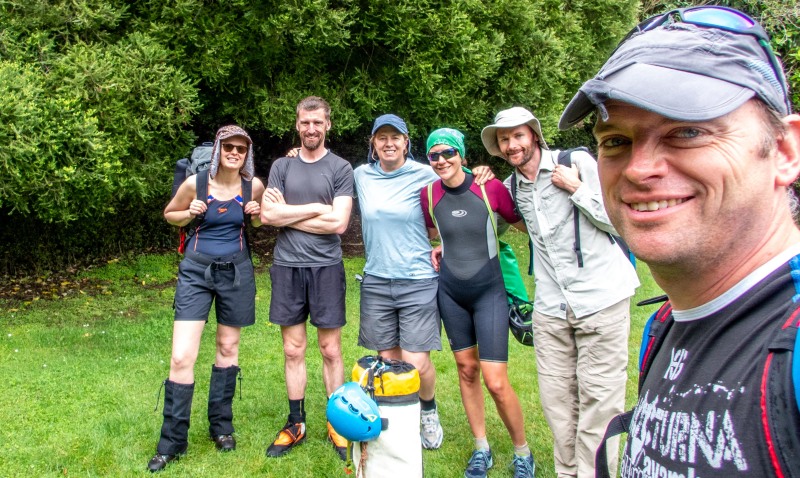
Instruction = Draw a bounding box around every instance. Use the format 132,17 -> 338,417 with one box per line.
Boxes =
481,107 -> 548,157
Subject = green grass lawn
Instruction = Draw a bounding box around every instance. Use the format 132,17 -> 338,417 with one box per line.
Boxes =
0,229 -> 664,477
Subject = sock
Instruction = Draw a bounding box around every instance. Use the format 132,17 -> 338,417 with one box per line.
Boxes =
474,436 -> 490,451
288,398 -> 305,423
420,396 -> 437,412
514,442 -> 531,457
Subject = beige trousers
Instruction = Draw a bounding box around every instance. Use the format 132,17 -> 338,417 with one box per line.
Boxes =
532,298 -> 630,478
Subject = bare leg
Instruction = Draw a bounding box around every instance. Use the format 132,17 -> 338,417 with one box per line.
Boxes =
318,327 -> 344,396
215,324 -> 241,368
481,361 -> 527,446
453,347 -> 486,439
168,321 -> 205,384
281,323 -> 308,400
402,350 -> 436,401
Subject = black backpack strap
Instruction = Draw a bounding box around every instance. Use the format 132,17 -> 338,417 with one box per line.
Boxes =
241,178 -> 253,259
763,304 -> 800,477
195,171 -> 209,211
241,178 -> 252,223
595,410 -> 634,478
181,172 -> 209,251
638,302 -> 674,393
557,149 -> 584,268
595,300 -> 672,478
510,170 -> 520,217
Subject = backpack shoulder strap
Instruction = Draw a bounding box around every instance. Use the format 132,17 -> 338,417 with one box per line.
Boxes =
241,178 -> 252,203
478,183 -> 500,253
196,171 -> 209,202
795,318 -> 800,414
510,171 -> 520,217
595,409 -> 635,478
638,301 -> 674,392
195,171 -> 210,221
426,183 -> 438,230
557,148 -> 584,267
240,177 -> 253,256
178,172 -> 210,254
762,257 -> 800,475
241,177 -> 252,222
556,148 -> 572,167
595,300 -> 673,478
763,300 -> 800,477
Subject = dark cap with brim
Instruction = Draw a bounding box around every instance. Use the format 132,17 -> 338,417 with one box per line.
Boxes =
368,114 -> 411,163
371,114 -> 409,135
559,23 -> 790,130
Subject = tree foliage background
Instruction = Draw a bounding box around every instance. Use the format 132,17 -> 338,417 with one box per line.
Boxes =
0,0 -> 797,273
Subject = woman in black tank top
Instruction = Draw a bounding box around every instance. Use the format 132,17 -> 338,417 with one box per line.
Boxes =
148,125 -> 266,472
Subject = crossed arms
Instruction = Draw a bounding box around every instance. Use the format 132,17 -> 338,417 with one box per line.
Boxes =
259,187 -> 352,235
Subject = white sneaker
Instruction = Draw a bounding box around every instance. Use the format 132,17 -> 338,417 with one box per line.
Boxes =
420,406 -> 444,449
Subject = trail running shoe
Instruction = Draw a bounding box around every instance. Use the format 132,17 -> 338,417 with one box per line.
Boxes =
511,453 -> 535,478
327,421 -> 349,461
420,407 -> 444,449
464,448 -> 493,478
266,421 -> 306,457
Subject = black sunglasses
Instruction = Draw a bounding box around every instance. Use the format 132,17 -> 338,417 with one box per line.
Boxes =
222,143 -> 248,155
615,6 -> 789,112
427,148 -> 459,163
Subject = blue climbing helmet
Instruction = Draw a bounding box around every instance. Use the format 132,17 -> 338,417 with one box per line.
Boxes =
326,382 -> 382,442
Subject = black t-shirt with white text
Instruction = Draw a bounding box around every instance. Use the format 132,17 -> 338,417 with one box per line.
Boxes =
621,262 -> 800,478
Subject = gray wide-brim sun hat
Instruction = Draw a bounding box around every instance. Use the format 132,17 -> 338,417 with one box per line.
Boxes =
481,107 -> 548,157
559,22 -> 790,130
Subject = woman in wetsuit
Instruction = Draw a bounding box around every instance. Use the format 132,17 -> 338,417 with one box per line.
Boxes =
420,128 -> 535,478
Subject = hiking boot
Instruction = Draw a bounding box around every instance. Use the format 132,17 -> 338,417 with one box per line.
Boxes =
464,449 -> 493,478
147,452 -> 183,473
420,406 -> 444,449
266,421 -> 306,457
327,421 -> 348,461
151,380 -> 193,472
511,453 -> 535,478
208,364 -> 239,443
211,434 -> 236,452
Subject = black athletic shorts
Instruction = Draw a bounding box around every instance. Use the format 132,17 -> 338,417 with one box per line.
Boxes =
438,259 -> 510,362
268,262 -> 347,329
173,248 -> 256,327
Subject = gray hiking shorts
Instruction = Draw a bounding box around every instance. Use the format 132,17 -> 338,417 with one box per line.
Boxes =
173,249 -> 256,327
358,274 -> 442,353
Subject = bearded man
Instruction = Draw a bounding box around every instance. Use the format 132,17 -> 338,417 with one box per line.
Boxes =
260,96 -> 354,461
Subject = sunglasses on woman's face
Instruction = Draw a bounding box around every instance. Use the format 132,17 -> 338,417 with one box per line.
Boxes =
427,148 -> 459,163
222,143 -> 248,155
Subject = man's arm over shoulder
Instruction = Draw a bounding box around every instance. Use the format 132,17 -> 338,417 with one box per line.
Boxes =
569,151 -> 619,235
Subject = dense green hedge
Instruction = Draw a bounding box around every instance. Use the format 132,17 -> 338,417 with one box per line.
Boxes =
1,0 -> 797,273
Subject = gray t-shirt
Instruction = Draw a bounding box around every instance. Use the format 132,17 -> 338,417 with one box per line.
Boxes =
267,151 -> 354,267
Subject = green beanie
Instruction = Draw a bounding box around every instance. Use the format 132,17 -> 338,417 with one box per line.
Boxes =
426,128 -> 465,159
